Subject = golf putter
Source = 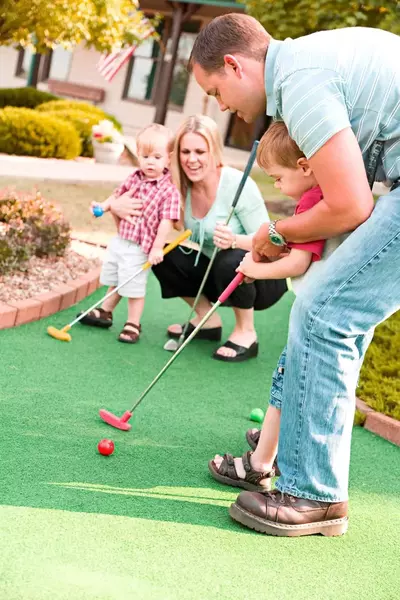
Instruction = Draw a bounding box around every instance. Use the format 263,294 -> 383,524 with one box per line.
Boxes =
163,139 -> 259,352
99,272 -> 245,430
47,229 -> 192,342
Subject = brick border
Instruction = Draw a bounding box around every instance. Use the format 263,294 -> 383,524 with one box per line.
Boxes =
356,397 -> 400,447
0,266 -> 102,330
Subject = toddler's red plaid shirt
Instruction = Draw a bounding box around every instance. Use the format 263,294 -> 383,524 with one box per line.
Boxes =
115,169 -> 181,254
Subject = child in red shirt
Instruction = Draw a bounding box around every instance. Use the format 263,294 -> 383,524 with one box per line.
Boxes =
210,121 -> 346,491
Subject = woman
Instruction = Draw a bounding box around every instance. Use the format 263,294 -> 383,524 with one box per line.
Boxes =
112,115 -> 287,361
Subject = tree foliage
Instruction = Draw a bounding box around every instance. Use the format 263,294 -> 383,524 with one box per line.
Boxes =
245,1 -> 400,39
0,0 -> 159,53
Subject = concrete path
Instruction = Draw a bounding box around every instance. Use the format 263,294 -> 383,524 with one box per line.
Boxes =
0,143 -> 253,183
0,149 -> 389,196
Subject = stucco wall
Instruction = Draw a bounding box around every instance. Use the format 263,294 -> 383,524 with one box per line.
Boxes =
0,44 -> 231,139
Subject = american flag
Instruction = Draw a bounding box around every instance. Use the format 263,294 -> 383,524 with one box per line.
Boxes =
97,18 -> 156,82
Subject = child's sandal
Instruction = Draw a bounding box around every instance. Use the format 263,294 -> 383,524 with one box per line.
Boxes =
78,308 -> 113,328
118,322 -> 141,344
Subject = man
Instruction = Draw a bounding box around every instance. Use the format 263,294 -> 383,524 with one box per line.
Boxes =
189,14 -> 400,536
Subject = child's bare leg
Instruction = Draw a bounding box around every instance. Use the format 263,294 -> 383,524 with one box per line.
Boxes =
251,405 -> 280,469
127,296 -> 145,324
213,405 -> 280,481
102,287 -> 122,313
119,297 -> 145,341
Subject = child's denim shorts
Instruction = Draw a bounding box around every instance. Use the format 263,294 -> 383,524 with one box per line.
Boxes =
270,346 -> 287,410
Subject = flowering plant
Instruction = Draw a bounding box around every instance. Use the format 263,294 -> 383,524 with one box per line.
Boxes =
92,119 -> 124,144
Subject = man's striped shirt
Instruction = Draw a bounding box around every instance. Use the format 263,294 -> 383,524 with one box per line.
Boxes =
265,27 -> 400,184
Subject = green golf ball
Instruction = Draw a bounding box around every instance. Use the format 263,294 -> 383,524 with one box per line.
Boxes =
250,408 -> 264,423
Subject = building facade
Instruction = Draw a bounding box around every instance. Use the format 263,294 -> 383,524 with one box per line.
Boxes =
0,0 -> 267,149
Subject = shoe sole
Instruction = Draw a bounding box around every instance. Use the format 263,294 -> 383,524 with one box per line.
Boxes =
208,461 -> 272,493
229,503 -> 348,537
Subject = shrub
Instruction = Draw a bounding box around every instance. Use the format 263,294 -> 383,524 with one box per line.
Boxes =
0,219 -> 33,274
0,189 -> 71,274
0,107 -> 81,159
0,87 -> 58,109
43,109 -> 103,157
358,311 -> 400,421
36,99 -> 123,131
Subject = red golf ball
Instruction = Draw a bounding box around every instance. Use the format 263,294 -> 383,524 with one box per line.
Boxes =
97,439 -> 115,456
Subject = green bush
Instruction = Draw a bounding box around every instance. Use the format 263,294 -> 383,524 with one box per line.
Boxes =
0,87 -> 58,109
0,218 -> 33,274
0,107 -> 81,159
358,311 -> 400,421
0,189 -> 71,274
36,99 -> 123,132
43,109 -> 103,157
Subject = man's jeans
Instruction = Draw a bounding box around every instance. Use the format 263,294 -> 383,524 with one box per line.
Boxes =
276,186 -> 400,502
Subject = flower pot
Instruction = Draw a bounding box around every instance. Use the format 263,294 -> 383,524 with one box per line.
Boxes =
92,139 -> 124,165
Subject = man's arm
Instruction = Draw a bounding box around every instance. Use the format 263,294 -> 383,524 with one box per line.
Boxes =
276,128 -> 374,243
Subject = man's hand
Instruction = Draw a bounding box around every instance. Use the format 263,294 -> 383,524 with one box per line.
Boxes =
252,222 -> 287,261
148,247 -> 164,265
110,193 -> 143,224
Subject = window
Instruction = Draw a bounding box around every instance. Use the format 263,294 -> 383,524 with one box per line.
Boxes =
123,19 -> 200,108
15,48 -> 35,78
123,37 -> 161,102
15,46 -> 72,81
168,30 -> 198,107
46,46 -> 72,81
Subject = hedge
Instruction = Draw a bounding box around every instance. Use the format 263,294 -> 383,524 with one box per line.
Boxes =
0,107 -> 81,159
36,99 -> 123,131
0,87 -> 58,109
43,108 -> 103,157
358,311 -> 400,421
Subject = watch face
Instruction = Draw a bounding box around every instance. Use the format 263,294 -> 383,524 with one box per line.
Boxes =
270,234 -> 284,246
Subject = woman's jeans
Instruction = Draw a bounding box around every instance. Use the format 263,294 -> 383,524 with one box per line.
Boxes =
275,187 -> 400,502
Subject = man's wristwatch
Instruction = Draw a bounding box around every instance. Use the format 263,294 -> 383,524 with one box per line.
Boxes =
269,220 -> 287,246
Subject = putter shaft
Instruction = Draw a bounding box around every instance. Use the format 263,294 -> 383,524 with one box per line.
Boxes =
67,229 -> 191,329
130,273 -> 244,413
176,140 -> 259,349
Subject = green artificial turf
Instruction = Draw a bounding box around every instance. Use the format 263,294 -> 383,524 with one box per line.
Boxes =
358,310 -> 400,420
0,276 -> 399,600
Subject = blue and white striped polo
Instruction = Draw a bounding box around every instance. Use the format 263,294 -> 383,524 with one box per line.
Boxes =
265,27 -> 400,184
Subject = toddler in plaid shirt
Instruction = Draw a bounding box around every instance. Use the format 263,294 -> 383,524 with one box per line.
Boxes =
81,124 -> 181,343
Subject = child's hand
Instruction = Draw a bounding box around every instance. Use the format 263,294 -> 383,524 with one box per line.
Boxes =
236,252 -> 265,282
90,201 -> 108,216
149,247 -> 164,265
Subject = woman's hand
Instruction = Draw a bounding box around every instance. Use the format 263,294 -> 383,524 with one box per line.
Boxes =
213,223 -> 235,250
110,193 -> 143,224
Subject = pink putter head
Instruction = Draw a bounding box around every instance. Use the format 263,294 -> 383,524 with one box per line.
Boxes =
99,409 -> 132,431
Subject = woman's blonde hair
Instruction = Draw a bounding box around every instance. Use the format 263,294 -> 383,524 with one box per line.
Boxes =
170,115 -> 224,202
